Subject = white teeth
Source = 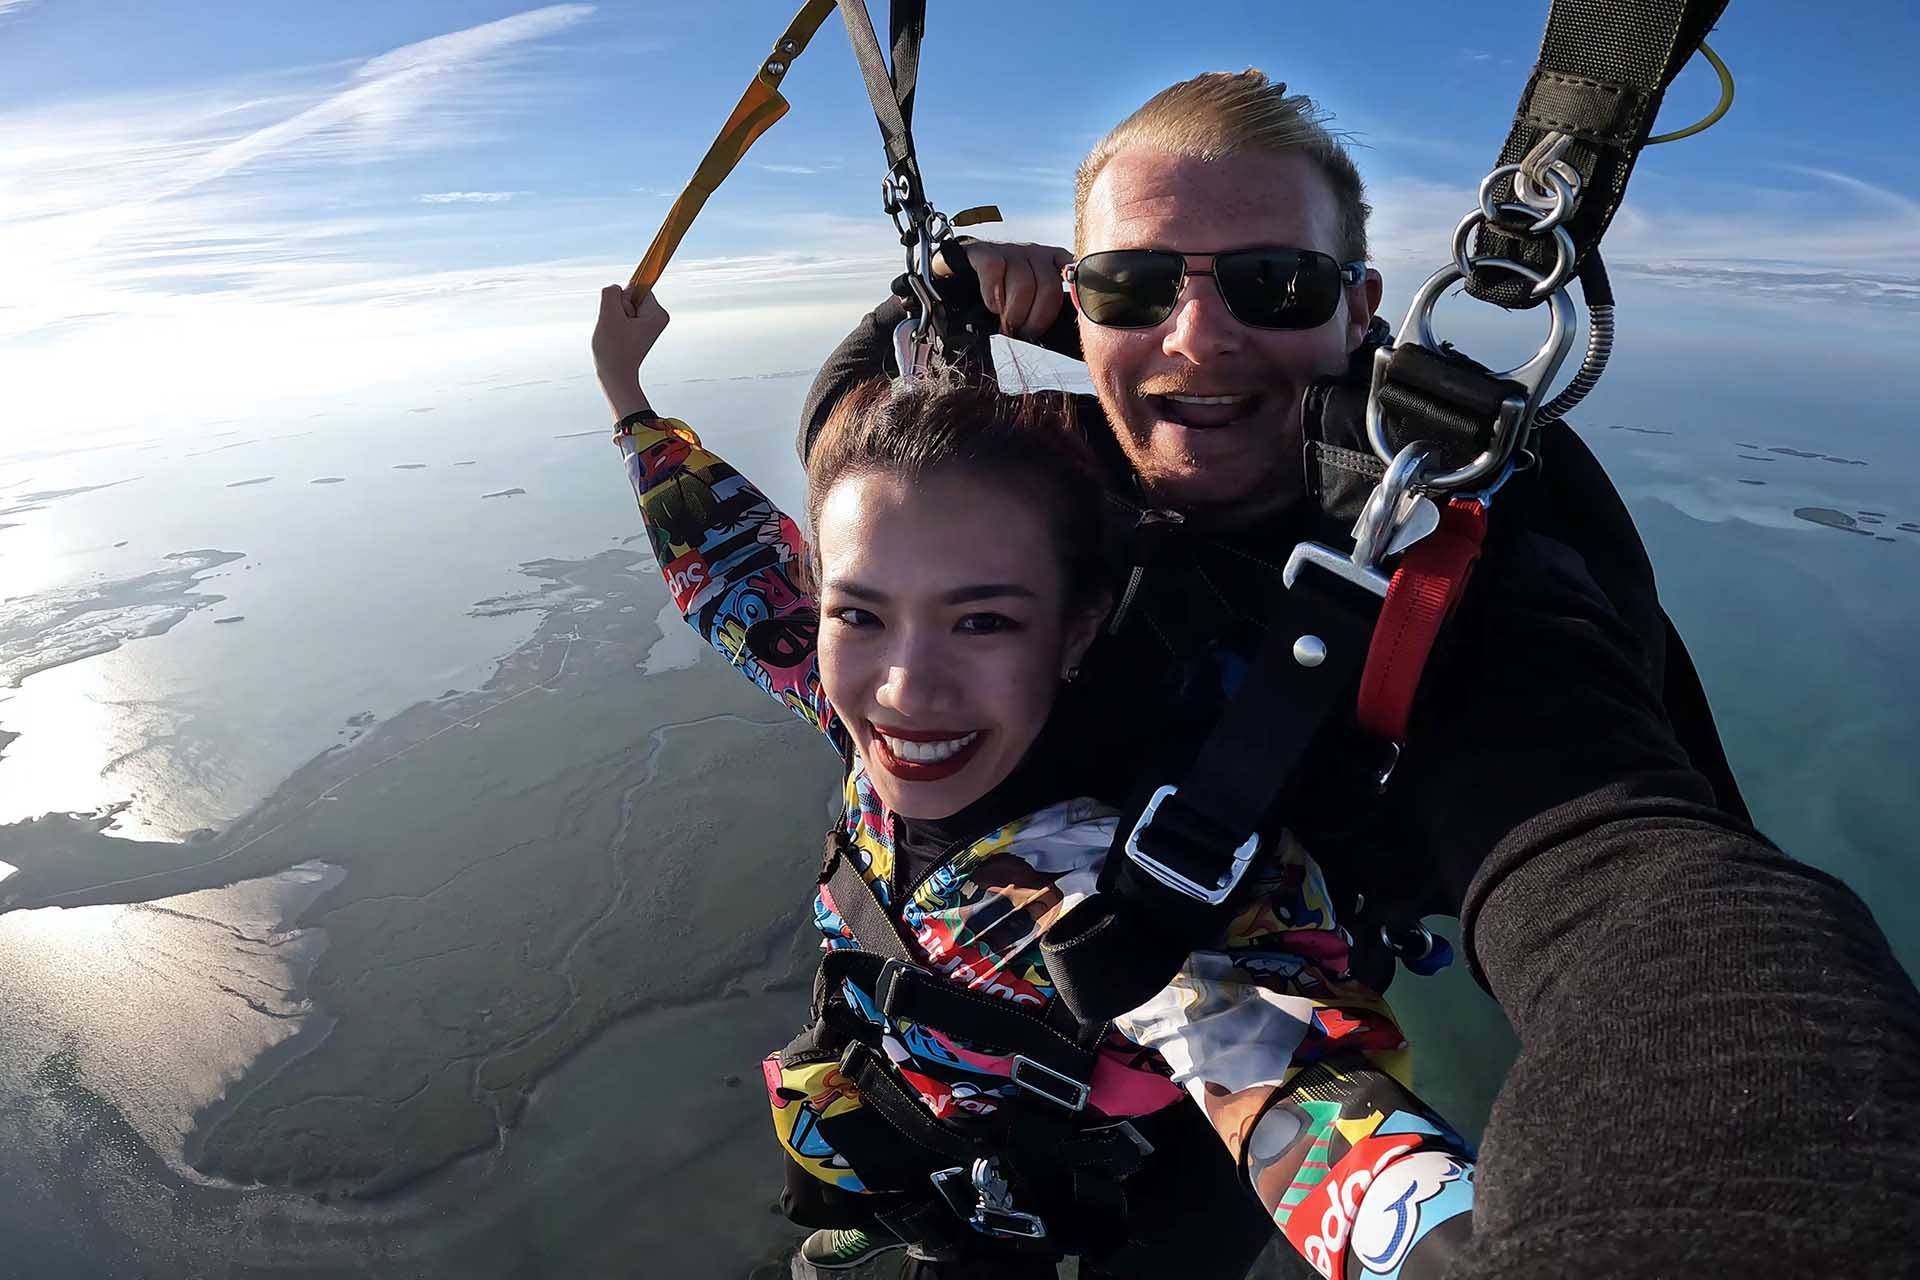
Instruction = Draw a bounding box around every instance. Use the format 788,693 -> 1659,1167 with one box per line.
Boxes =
1166,394 -> 1248,406
879,731 -> 979,764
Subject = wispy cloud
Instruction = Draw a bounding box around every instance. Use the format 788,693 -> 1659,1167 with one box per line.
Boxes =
0,4 -> 596,344
1364,165 -> 1920,316
0,0 -> 36,17
758,162 -> 824,176
419,191 -> 530,204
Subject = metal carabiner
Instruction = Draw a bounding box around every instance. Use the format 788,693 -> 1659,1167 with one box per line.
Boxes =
1365,259 -> 1577,492
1350,442 -> 1434,573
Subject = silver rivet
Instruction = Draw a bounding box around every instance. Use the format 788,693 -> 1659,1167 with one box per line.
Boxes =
1293,635 -> 1327,667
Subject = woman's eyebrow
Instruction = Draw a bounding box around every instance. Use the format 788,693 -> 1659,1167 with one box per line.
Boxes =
824,582 -> 1036,605
942,584 -> 1037,604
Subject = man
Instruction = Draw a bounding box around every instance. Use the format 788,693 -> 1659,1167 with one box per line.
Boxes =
798,71 -> 1920,1276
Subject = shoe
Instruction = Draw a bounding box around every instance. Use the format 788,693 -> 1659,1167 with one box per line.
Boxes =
798,1227 -> 907,1271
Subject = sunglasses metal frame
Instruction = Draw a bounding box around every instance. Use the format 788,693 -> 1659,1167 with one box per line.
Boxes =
1062,246 -> 1366,331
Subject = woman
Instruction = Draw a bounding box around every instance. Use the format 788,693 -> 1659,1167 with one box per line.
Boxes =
592,282 -> 1475,1279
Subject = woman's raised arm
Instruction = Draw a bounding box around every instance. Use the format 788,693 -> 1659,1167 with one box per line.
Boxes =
595,284 -> 836,739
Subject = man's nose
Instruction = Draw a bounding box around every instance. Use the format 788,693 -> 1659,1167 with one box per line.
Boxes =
1161,273 -> 1244,362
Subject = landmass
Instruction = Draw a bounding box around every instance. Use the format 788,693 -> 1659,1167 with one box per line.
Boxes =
214,616 -> 245,625
1794,507 -> 1873,536
312,477 -> 347,485
0,551 -> 839,1200
393,464 -> 428,471
481,488 -> 525,499
226,477 -> 275,488
0,548 -> 244,689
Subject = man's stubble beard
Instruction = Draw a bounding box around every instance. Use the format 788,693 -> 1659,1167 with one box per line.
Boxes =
1093,382 -> 1308,532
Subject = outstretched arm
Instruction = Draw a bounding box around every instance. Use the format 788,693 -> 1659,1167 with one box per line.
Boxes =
1115,874 -> 1476,1278
594,284 -> 835,738
1392,531 -> 1920,1276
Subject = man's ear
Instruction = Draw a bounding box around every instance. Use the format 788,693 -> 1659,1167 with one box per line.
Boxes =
1347,267 -> 1384,351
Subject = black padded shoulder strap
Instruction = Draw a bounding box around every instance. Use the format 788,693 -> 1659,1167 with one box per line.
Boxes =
820,830 -> 918,962
1469,0 -> 1730,308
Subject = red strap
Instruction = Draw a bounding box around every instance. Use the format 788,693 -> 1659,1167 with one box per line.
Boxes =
1355,499 -> 1489,741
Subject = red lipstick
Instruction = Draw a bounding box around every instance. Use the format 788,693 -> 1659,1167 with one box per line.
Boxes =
867,723 -> 987,783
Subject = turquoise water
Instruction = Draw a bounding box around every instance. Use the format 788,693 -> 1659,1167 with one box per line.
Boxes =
1,338 -> 1915,1274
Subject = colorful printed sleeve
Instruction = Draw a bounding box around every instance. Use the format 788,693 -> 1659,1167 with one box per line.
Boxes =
615,417 -> 835,737
1113,833 -> 1475,1279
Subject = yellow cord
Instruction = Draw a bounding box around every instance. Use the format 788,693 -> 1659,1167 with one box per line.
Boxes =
1646,39 -> 1735,145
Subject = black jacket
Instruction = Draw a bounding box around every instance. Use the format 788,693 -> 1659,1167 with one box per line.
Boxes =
797,284 -> 1920,1275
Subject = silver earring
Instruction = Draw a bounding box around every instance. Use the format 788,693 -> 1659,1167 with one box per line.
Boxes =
1062,665 -> 1081,683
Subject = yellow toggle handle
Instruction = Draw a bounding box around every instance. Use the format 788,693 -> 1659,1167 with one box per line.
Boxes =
630,0 -> 839,292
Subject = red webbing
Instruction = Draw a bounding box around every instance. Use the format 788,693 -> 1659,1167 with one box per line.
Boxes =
1356,498 -> 1490,741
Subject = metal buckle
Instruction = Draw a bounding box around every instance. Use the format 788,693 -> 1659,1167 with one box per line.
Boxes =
1122,784 -> 1260,906
1010,1055 -> 1089,1113
1283,542 -> 1390,599
928,1160 -> 1050,1242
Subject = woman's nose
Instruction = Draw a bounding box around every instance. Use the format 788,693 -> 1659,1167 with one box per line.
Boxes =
873,636 -> 957,717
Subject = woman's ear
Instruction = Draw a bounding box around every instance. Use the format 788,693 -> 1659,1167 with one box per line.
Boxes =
1061,591 -> 1113,673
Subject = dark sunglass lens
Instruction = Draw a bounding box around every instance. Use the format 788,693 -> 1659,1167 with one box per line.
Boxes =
1216,249 -> 1342,329
1076,251 -> 1182,327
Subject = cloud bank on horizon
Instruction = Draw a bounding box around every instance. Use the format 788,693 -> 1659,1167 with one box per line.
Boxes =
1,1 -> 1916,443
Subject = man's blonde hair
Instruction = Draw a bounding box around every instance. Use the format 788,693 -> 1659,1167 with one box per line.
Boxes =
1073,70 -> 1370,262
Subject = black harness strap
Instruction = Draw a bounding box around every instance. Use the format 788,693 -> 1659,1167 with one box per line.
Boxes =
1043,559 -> 1385,1025
820,830 -> 918,963
1468,0 -> 1730,308
837,0 -> 929,216
820,949 -> 1099,1099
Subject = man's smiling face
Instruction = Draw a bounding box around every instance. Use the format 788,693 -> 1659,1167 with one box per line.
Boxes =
1076,148 -> 1380,523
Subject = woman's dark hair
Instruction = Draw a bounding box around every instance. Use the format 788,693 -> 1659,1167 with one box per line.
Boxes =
804,375 -> 1113,613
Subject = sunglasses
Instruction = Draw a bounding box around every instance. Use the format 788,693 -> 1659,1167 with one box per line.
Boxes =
1063,247 -> 1365,331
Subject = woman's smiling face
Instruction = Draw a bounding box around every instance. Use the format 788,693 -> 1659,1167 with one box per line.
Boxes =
814,467 -> 1105,820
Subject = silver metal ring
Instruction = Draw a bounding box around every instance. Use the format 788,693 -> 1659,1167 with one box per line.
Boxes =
1451,206 -> 1576,297
1366,259 -> 1577,491
1479,162 -> 1574,232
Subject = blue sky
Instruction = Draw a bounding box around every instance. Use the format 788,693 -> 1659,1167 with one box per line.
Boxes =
2,0 -> 1916,440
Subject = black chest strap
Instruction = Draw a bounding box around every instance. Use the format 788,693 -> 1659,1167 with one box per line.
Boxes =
1041,561 -> 1385,1025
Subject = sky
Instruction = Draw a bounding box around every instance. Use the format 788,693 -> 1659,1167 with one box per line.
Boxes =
2,0 -> 1918,449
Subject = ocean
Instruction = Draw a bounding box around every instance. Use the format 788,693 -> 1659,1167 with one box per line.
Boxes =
1,338 -> 1916,1277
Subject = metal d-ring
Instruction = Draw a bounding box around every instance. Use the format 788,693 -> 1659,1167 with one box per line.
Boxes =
1452,205 -> 1575,297
1365,259 -> 1577,491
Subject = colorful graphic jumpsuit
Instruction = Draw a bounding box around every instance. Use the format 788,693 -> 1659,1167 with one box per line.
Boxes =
615,414 -> 1477,1279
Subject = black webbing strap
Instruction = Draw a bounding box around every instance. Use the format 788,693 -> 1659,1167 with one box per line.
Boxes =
1124,566 -> 1384,901
839,1042 -> 1150,1187
820,831 -> 919,963
838,0 -> 929,213
1043,563 -> 1385,1024
841,1040 -> 976,1160
820,949 -> 1099,1094
1469,0 -> 1729,308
